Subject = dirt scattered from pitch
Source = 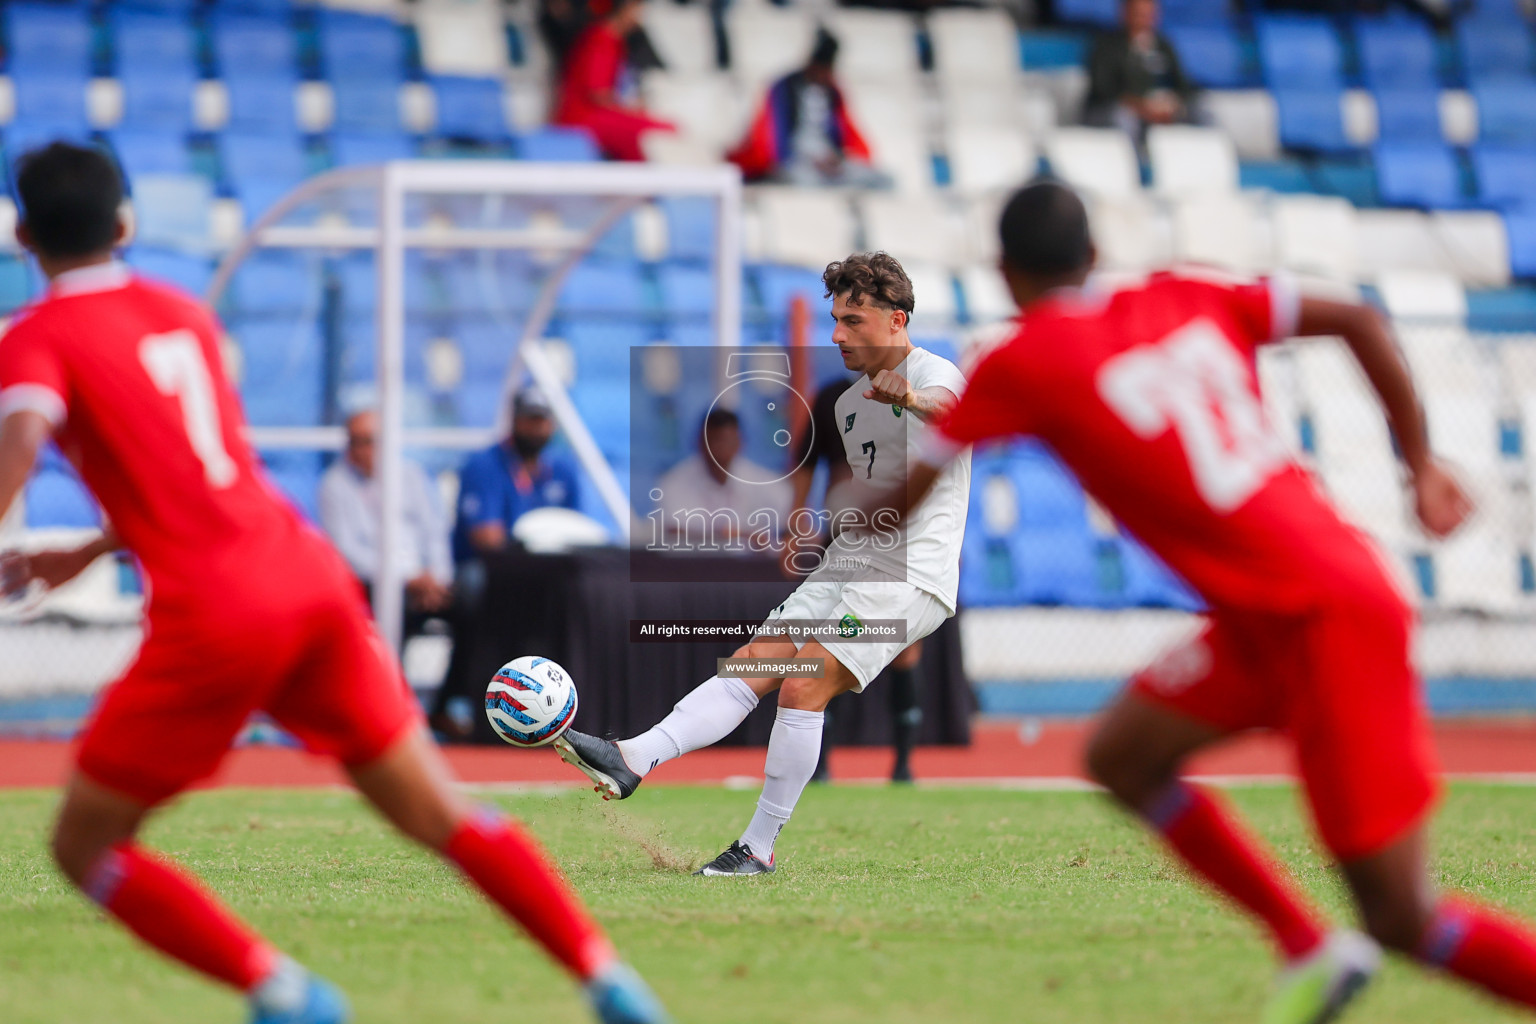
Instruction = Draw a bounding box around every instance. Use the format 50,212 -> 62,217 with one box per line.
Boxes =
600,807 -> 695,873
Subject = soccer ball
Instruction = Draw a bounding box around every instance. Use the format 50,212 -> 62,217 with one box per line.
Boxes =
484,656 -> 578,748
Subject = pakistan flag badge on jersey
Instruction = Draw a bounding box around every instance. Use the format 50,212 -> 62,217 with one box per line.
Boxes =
892,405 -> 903,417
844,413 -> 856,433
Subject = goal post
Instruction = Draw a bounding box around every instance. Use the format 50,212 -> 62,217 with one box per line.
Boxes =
208,160 -> 745,652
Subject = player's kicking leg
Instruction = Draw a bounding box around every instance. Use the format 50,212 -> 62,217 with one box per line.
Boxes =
1086,693 -> 1370,1024
52,775 -> 350,1024
348,726 -> 671,1024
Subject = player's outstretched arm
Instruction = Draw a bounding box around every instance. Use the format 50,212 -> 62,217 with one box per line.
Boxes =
862,369 -> 959,424
1295,298 -> 1473,537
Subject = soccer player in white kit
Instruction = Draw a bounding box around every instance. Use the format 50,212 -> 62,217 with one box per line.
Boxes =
555,252 -> 972,874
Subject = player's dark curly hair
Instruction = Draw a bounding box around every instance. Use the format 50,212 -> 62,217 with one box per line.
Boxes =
822,252 -> 915,315
15,142 -> 123,259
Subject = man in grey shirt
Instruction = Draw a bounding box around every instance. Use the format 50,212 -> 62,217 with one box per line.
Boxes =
318,409 -> 453,626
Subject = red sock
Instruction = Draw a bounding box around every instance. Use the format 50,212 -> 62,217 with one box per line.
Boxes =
446,808 -> 614,979
1418,897 -> 1536,1007
1143,781 -> 1327,960
85,843 -> 276,990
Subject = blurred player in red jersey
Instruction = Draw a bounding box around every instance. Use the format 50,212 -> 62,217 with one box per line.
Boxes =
882,182 -> 1536,1023
0,143 -> 670,1024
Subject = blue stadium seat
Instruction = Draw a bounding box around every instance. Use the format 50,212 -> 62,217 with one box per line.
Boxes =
1463,0 -> 1530,24
116,0 -> 199,11
112,9 -> 198,79
127,247 -> 213,295
557,260 -> 647,316
1374,142 -> 1462,207
656,262 -> 714,317
111,129 -> 192,179
573,380 -> 630,460
1006,443 -> 1087,529
1273,89 -> 1353,153
441,253 -> 537,315
131,174 -> 213,251
331,79 -> 403,135
1163,25 -> 1249,89
1372,88 -> 1443,143
1161,0 -> 1233,24
119,72 -> 198,132
452,319 -> 516,379
5,122 -> 96,175
1504,211 -> 1536,278
564,320 -> 649,384
1015,527 -> 1103,606
1356,17 -> 1438,89
660,197 -> 715,262
6,3 -> 92,76
430,76 -> 508,142
260,451 -> 322,521
516,127 -> 601,162
1054,0 -> 1119,28
221,130 -> 308,200
1256,15 -> 1345,89
211,14 -> 297,78
234,320 -> 325,426
25,469 -> 100,529
318,11 -> 404,81
1457,21 -> 1534,82
11,74 -> 91,130
1472,145 -> 1536,207
225,74 -> 300,133
1120,538 -> 1202,610
229,251 -> 320,314
0,255 -> 35,313
754,264 -> 831,323
1473,82 -> 1536,144
330,132 -> 415,167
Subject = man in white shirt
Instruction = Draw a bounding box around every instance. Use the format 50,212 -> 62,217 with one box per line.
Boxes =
653,408 -> 792,552
318,409 -> 453,625
557,253 -> 971,875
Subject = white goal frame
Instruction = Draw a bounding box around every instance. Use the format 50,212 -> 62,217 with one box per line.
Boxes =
207,161 -> 745,651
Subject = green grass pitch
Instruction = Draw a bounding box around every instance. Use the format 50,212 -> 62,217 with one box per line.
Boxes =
3,782 -> 1534,1023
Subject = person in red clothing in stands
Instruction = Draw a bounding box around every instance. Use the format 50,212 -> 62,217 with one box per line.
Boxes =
553,0 -> 674,161
729,29 -> 892,188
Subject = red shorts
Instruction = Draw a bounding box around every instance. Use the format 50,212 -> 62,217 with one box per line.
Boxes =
1129,579 -> 1440,861
75,544 -> 421,806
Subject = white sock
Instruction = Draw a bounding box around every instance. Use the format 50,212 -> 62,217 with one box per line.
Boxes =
617,675 -> 758,777
249,956 -> 306,1013
739,706 -> 824,861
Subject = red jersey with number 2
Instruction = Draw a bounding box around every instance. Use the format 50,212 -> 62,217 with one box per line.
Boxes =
0,264 -> 311,610
935,270 -> 1396,614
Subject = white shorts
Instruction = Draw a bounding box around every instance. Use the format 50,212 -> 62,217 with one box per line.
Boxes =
761,580 -> 952,692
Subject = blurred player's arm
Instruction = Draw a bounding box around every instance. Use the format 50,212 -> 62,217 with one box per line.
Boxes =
0,410 -> 118,591
1293,297 -> 1472,537
862,369 -> 959,425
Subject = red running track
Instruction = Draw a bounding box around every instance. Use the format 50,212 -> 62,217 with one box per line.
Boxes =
4,720 -> 1536,790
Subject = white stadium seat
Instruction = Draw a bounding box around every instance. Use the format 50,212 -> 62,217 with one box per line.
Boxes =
1256,346 -> 1307,455
1271,195 -> 1358,282
643,72 -> 747,151
1432,478 -> 1523,611
964,193 -> 1007,263
1295,340 -> 1396,463
641,133 -> 722,166
938,79 -> 1028,130
903,262 -> 959,324
945,124 -> 1036,195
1319,456 -> 1414,548
960,265 -> 1017,323
1045,128 -> 1141,200
1087,194 -> 1172,272
753,187 -> 856,268
927,8 -> 1022,86
1432,211 -> 1512,289
1375,269 -> 1467,321
1355,210 -> 1453,278
841,85 -> 934,194
823,10 -> 922,82
1202,90 -> 1281,161
1440,89 -> 1478,147
727,8 -> 816,90
1342,88 -> 1378,146
1171,194 -> 1267,274
1148,126 -> 1239,197
858,192 -> 968,267
643,3 -> 718,77
415,0 -> 508,76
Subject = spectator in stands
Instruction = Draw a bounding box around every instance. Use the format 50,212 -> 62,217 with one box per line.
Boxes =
452,385 -> 580,562
552,0 -> 675,161
539,0 -> 665,75
654,408 -> 792,551
1084,0 -> 1200,142
729,29 -> 892,188
317,409 -> 453,632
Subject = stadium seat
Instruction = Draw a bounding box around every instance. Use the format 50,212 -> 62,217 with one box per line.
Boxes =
111,129 -> 192,179
0,255 -> 37,312
413,0 -> 509,78
131,174 -> 213,252
330,133 -> 415,167
224,74 -> 300,133
229,251 -> 320,315
220,130 -> 308,198
1272,195 -> 1359,281
11,74 -> 91,132
1356,209 -> 1453,275
1089,194 -> 1172,272
927,8 -> 1022,86
725,7 -> 816,89
1015,527 -> 1104,606
1472,145 -> 1536,208
1162,25 -> 1250,89
655,262 -> 714,319
5,3 -> 92,76
126,247 -> 213,295
1473,82 -> 1536,145
211,13 -> 298,78
659,197 -> 715,263
1147,126 -> 1238,197
563,320 -> 649,385
430,76 -> 508,142
1273,89 -> 1353,153
572,380 -> 631,460
1044,128 -> 1140,199
1376,269 -> 1468,321
840,83 -> 933,193
945,124 -> 1037,195
1432,211 -> 1512,288
1456,21 -> 1534,83
234,320 -> 325,426
641,2 -> 717,76
1161,0 -> 1234,22
1255,15 -> 1346,89
1356,17 -> 1439,89
516,127 -> 601,162
1119,537 -> 1202,611
1171,194 -> 1266,273
959,265 -> 1017,323
1373,142 -> 1463,208
25,469 -> 100,529
904,264 -> 959,325
1503,210 -> 1536,278
557,260 -> 647,317
1203,89 -> 1281,160
331,79 -> 404,135
858,193 -> 968,267
119,72 -> 199,132
1055,0 -> 1121,28
823,10 -> 922,82
642,73 -> 746,154
1372,88 -> 1444,144
754,263 -> 832,326
318,11 -> 405,82
112,8 -> 198,79
753,188 -> 856,269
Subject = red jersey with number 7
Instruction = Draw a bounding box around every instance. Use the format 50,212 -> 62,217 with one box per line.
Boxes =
931,270 -> 1400,614
0,262 -> 308,609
